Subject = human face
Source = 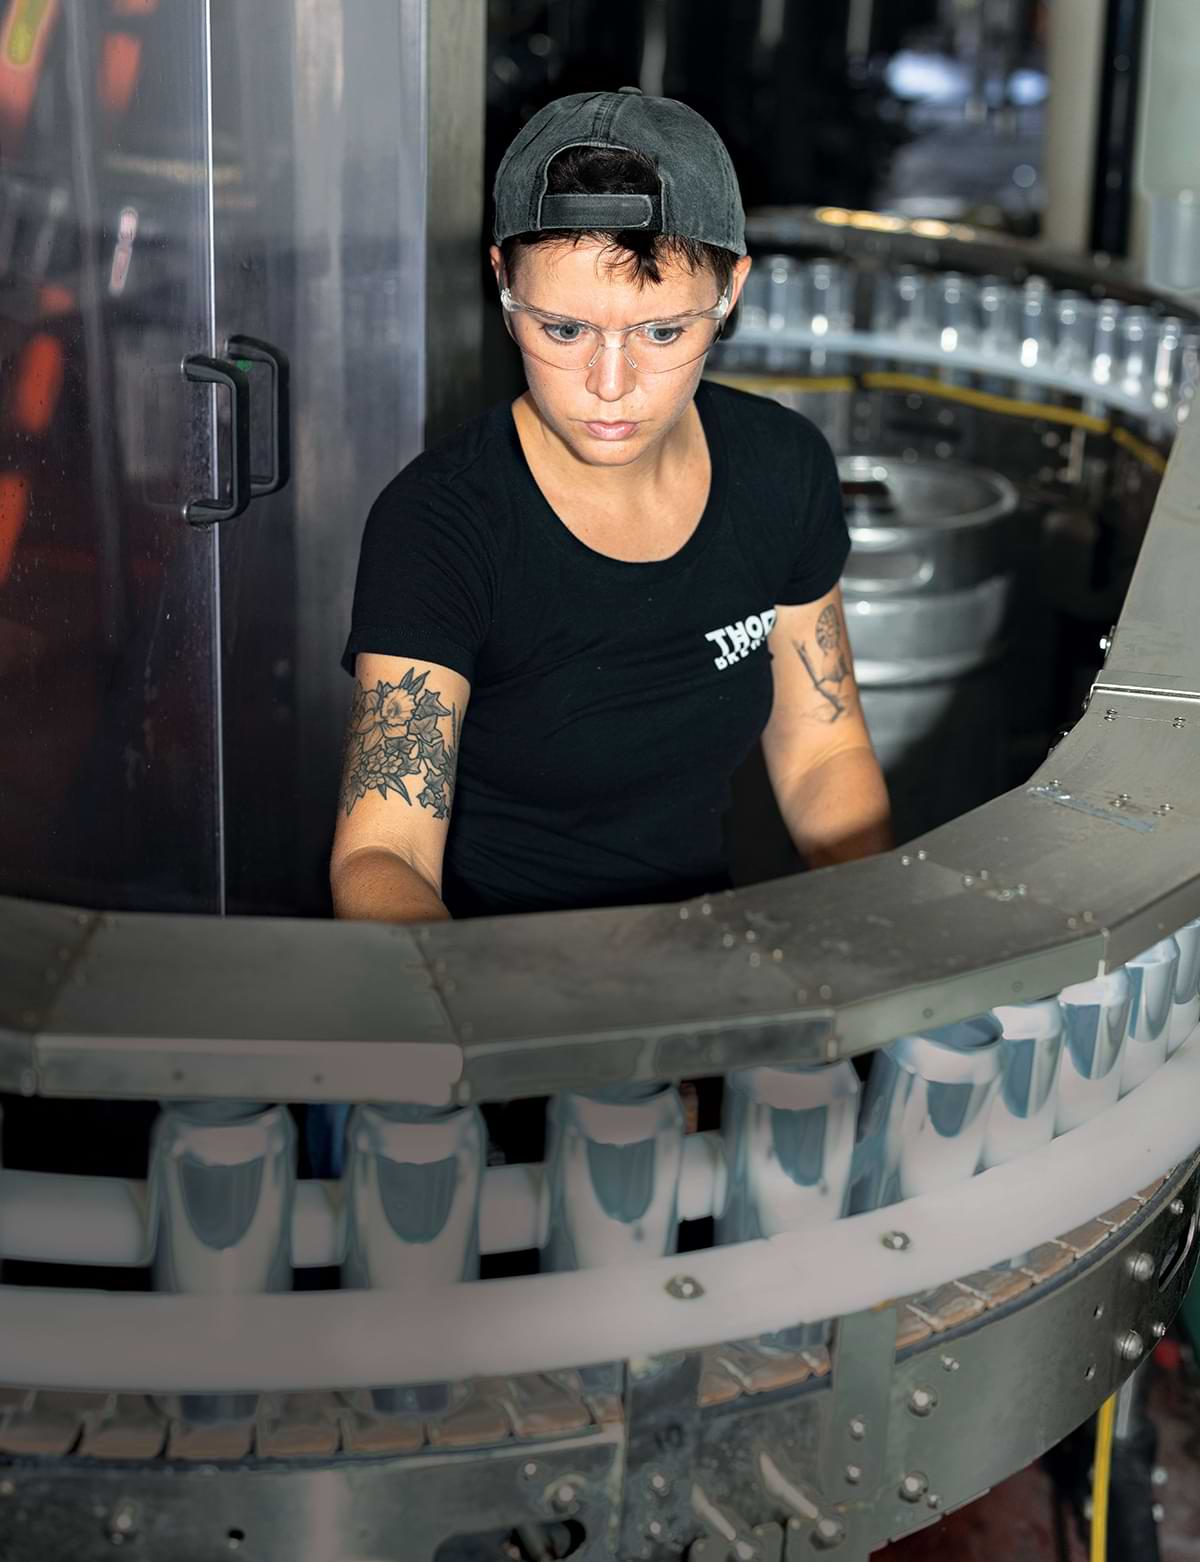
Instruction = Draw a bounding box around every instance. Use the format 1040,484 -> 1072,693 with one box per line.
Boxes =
490,240 -> 751,468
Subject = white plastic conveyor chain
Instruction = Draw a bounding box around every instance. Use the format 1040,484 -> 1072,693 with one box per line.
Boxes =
0,1029 -> 1195,1394
0,1123 -> 729,1269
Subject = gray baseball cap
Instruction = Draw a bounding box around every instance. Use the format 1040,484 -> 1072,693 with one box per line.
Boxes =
493,87 -> 746,257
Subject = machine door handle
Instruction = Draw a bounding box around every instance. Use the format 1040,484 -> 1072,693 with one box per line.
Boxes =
225,333 -> 291,498
181,353 -> 251,524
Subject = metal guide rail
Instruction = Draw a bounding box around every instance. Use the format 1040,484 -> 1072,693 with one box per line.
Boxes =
0,1162 -> 1194,1561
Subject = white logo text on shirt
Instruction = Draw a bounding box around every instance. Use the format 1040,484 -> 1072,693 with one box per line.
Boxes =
705,608 -> 777,670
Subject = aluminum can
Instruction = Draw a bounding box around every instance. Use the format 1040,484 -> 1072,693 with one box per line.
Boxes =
342,1101 -> 485,1418
342,1102 -> 484,1291
542,1083 -> 684,1272
717,1062 -> 859,1244
150,1100 -> 295,1424
1121,937 -> 1180,1095
982,1000 -> 1064,1168
1055,969 -> 1131,1133
1168,917 -> 1200,1056
848,1016 -> 1003,1214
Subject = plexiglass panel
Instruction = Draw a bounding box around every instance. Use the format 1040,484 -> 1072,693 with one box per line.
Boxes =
0,0 -> 222,912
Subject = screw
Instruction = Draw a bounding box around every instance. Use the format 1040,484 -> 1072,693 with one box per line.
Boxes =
899,1472 -> 929,1503
665,1274 -> 704,1299
908,1386 -> 938,1416
1117,1331 -> 1144,1363
940,1354 -> 960,1372
1170,1199 -> 1186,1216
1127,1252 -> 1155,1282
848,1416 -> 867,1440
882,1230 -> 911,1251
1173,717 -> 1187,730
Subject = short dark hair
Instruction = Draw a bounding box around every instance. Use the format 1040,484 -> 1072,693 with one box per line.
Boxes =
500,144 -> 737,294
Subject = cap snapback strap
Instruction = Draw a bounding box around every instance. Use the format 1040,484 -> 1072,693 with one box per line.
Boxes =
538,192 -> 662,231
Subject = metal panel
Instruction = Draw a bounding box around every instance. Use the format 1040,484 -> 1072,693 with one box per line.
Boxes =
203,0 -> 485,916
0,0 -> 223,914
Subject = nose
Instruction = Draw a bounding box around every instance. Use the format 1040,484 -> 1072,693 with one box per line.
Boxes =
585,336 -> 638,403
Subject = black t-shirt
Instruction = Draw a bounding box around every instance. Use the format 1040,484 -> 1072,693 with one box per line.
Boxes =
342,379 -> 849,918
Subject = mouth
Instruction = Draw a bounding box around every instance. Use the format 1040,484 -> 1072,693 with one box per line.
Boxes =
582,419 -> 640,441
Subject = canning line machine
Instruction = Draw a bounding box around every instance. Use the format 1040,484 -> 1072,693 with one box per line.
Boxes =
4,5 -> 1200,1561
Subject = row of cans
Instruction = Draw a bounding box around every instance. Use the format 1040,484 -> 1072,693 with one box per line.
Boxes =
730,254 -> 1200,418
147,918 -> 1200,1395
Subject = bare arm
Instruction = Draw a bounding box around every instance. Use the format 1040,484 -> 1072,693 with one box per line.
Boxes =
329,653 -> 470,923
761,586 -> 893,868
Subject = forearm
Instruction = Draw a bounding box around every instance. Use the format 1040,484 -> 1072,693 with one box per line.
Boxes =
774,745 -> 894,869
330,846 -> 450,924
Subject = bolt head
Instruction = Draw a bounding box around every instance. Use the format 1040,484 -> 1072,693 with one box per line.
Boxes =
1152,1322 -> 1167,1340
899,1472 -> 929,1502
1117,1330 -> 1145,1363
1152,1503 -> 1165,1524
1170,1198 -> 1186,1216
522,1461 -> 538,1480
813,1516 -> 846,1549
665,1274 -> 703,1299
940,1354 -> 959,1372
650,1472 -> 670,1496
1127,1252 -> 1155,1282
552,1482 -> 577,1510
908,1386 -> 938,1416
882,1230 -> 911,1252
848,1416 -> 867,1440
845,1464 -> 862,1484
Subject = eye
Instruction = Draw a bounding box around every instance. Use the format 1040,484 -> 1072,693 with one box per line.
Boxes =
640,323 -> 686,347
543,319 -> 588,344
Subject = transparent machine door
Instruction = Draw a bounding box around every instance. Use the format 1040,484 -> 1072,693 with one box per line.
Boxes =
0,0 -> 226,912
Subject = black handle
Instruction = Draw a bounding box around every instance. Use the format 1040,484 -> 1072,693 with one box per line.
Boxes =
225,333 -> 291,497
181,353 -> 251,524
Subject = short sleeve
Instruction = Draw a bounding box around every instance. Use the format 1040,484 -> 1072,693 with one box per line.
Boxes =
340,470 -> 495,683
778,422 -> 851,605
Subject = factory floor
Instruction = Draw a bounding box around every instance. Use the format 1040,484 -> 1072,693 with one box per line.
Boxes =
879,1337 -> 1200,1561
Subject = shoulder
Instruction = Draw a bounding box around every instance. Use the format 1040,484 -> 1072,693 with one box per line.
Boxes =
700,379 -> 833,471
370,400 -> 517,527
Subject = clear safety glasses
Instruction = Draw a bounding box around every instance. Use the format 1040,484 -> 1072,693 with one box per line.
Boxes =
499,284 -> 730,373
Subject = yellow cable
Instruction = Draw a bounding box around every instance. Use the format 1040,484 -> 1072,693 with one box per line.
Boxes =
1090,1393 -> 1117,1562
708,371 -> 1172,472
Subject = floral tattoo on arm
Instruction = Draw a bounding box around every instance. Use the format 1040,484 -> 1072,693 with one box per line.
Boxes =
793,602 -> 853,723
339,670 -> 459,818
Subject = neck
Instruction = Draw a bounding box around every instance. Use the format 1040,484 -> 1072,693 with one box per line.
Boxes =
513,391 -> 701,499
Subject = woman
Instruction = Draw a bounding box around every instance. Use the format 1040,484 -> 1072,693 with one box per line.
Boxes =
325,89 -> 891,1167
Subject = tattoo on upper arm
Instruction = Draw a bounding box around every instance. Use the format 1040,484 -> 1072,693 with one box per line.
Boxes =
340,670 -> 459,819
793,603 -> 853,722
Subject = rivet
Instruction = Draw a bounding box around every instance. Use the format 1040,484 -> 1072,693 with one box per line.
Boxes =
900,854 -> 912,866
882,1230 -> 910,1252
1153,1502 -> 1165,1524
848,1416 -> 867,1440
772,948 -> 783,961
819,984 -> 833,1000
666,1274 -> 703,1300
650,1472 -> 670,1495
899,1472 -> 929,1502
679,907 -> 690,920
648,1520 -> 664,1537
1170,1199 -> 1186,1216
927,1493 -> 942,1510
552,1481 -> 577,1511
1104,710 -> 1117,722
1152,1323 -> 1167,1340
722,933 -> 735,948
700,902 -> 713,916
916,849 -> 927,861
1117,1330 -> 1144,1363
522,1462 -> 538,1479
940,1354 -> 959,1372
845,1464 -> 862,1484
908,1386 -> 938,1416
745,930 -> 758,943
749,952 -> 761,967
962,874 -> 975,887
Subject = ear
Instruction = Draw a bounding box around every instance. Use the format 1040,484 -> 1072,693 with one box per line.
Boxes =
488,245 -> 504,288
730,254 -> 753,310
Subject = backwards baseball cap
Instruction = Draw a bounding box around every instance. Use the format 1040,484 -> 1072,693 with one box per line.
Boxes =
493,87 -> 746,257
